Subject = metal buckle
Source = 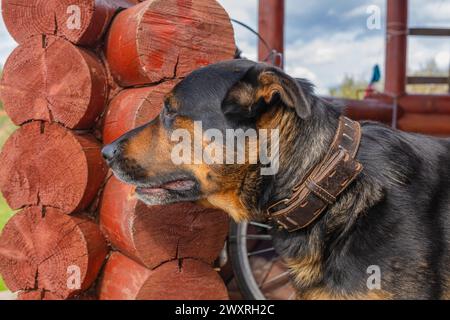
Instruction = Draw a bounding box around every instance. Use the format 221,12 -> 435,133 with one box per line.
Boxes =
266,198 -> 290,217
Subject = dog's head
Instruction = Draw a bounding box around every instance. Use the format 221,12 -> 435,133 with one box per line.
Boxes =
102,60 -> 313,221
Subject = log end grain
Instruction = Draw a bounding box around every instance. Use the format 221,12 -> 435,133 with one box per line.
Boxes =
98,252 -> 228,300
0,35 -> 108,129
2,0 -> 137,45
0,207 -> 108,299
55,0 -> 137,45
1,0 -> 56,43
0,122 -> 107,213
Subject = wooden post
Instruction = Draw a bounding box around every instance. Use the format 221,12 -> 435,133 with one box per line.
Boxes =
384,0 -> 408,96
258,0 -> 285,67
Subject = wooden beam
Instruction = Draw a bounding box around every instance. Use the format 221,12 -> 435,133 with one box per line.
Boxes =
366,93 -> 450,114
322,96 -> 393,123
399,94 -> 450,114
407,76 -> 449,85
409,28 -> 450,37
398,113 -> 450,135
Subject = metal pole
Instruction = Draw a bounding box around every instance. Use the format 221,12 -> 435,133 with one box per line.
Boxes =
258,0 -> 285,68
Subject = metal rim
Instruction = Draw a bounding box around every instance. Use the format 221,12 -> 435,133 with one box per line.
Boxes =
230,221 -> 266,300
229,220 -> 296,300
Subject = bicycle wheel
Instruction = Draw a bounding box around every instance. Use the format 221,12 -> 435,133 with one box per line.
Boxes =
228,220 -> 296,300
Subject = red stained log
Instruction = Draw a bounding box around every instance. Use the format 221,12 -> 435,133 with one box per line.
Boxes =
18,290 -> 60,300
54,0 -> 136,45
398,113 -> 450,135
98,252 -> 228,300
0,207 -> 108,299
1,0 -> 136,45
18,289 -> 98,300
399,94 -> 450,114
100,177 -> 229,269
0,35 -> 108,129
322,96 -> 394,124
102,81 -> 178,144
1,0 -> 55,44
105,0 -> 236,86
0,122 -> 107,213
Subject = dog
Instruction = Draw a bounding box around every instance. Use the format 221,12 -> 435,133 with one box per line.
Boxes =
102,59 -> 450,300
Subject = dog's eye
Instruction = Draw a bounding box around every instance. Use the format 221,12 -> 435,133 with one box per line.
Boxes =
164,103 -> 177,115
162,103 -> 177,126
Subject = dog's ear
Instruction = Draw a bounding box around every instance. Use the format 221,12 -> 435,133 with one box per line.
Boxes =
222,65 -> 312,120
255,67 -> 312,119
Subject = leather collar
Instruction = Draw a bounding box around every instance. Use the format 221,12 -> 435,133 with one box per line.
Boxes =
267,116 -> 363,232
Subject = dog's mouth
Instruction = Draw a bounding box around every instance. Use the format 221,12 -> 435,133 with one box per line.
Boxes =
135,177 -> 200,205
136,179 -> 196,195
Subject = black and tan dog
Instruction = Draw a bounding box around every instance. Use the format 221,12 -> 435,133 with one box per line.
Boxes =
102,59 -> 450,300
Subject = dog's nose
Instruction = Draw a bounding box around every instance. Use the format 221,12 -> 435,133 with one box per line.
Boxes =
102,143 -> 118,162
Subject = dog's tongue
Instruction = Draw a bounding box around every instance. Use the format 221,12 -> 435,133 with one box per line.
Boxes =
160,180 -> 195,191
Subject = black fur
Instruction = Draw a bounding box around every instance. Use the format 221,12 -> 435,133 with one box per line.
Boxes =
104,60 -> 450,299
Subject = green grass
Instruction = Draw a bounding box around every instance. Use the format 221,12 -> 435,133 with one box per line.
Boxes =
0,107 -> 17,291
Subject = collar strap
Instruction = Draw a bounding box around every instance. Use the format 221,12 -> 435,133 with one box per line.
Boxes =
267,116 -> 363,232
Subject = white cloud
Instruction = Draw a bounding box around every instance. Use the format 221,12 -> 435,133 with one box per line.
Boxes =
435,51 -> 450,70
217,0 -> 257,61
344,5 -> 370,18
289,65 -> 318,81
285,31 -> 385,92
409,0 -> 450,27
408,37 -> 450,72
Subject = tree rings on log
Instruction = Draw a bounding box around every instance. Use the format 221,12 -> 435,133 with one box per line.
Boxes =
102,81 -> 178,144
105,0 -> 236,86
54,0 -> 136,45
1,0 -> 56,44
1,0 -> 136,45
0,122 -> 107,213
98,252 -> 229,300
100,176 -> 229,269
0,207 -> 108,299
0,35 -> 108,129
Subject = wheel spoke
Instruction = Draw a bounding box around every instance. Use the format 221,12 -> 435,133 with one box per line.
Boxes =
228,234 -> 272,240
261,270 -> 290,286
258,259 -> 276,287
247,247 -> 275,256
229,234 -> 272,240
245,234 -> 272,240
249,221 -> 273,229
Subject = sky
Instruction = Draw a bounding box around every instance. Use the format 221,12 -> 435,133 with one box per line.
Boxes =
1,0 -> 449,94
